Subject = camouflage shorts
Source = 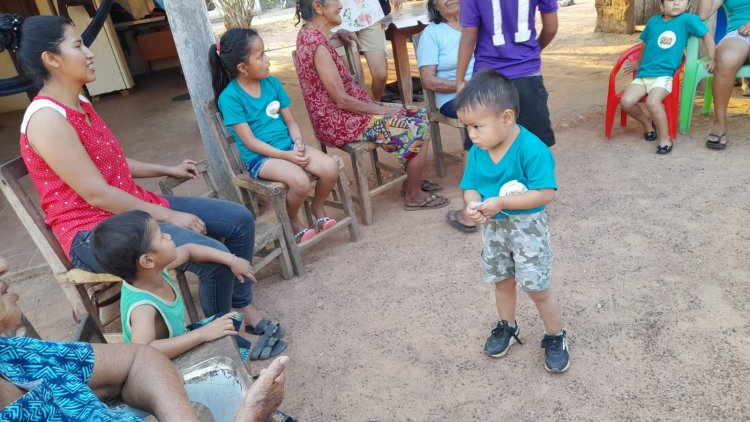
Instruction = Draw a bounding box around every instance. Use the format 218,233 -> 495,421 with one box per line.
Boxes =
480,211 -> 553,292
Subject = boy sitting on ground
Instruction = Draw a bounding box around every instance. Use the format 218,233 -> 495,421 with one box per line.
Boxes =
91,210 -> 287,363
620,0 -> 715,154
457,70 -> 569,373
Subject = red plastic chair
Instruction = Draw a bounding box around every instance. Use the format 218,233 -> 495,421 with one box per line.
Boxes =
605,43 -> 683,140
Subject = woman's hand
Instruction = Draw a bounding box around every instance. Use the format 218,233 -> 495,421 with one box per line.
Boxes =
167,159 -> 198,179
230,256 -> 257,283
166,210 -> 206,234
334,29 -> 359,47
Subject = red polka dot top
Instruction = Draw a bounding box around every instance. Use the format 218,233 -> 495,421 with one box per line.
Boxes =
19,96 -> 169,258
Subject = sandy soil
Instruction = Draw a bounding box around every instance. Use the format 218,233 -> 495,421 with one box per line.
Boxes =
3,0 -> 750,420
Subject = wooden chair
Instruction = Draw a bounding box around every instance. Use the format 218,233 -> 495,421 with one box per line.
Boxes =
202,101 -> 361,276
412,33 -> 466,177
158,159 -> 294,281
292,44 -> 408,226
0,157 -> 201,338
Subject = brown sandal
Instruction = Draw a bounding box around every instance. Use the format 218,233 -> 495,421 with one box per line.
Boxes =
705,133 -> 727,150
404,193 -> 450,211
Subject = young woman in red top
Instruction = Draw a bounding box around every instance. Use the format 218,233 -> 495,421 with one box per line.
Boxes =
2,14 -> 286,348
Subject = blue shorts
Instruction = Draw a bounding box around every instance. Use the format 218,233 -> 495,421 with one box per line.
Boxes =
245,145 -> 294,179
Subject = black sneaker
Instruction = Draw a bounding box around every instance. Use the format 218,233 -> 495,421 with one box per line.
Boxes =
484,320 -> 522,357
541,331 -> 570,373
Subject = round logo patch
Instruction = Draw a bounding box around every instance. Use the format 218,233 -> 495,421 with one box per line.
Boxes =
657,30 -> 677,49
266,101 -> 280,119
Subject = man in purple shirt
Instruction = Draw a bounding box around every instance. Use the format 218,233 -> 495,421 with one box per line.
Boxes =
456,0 -> 559,147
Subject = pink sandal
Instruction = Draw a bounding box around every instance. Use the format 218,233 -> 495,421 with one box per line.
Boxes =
316,217 -> 337,232
294,228 -> 316,243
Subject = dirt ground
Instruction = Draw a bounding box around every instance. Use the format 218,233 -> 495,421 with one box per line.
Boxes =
2,0 -> 750,420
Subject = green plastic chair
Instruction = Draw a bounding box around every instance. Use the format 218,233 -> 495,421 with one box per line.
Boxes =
679,6 -> 750,135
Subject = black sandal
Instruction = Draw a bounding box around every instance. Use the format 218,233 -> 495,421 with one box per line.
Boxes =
657,140 -> 673,155
705,133 -> 727,150
644,122 -> 657,141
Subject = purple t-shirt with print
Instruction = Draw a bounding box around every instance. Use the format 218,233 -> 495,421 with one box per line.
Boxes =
461,0 -> 558,79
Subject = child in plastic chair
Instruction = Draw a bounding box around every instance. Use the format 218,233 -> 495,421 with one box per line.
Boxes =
458,70 -> 569,373
91,211 -> 288,365
620,0 -> 715,154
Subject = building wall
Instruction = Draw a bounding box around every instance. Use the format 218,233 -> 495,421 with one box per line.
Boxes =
0,0 -> 57,113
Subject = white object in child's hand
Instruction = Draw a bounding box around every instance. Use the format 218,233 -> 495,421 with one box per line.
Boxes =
499,180 -> 528,197
469,200 -> 485,210
294,140 -> 305,153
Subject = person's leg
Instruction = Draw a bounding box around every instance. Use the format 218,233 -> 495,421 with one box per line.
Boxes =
257,158 -> 313,235
643,86 -> 671,150
526,288 -> 562,334
363,50 -> 388,101
357,111 -> 448,208
710,38 -> 750,141
164,196 -> 265,329
619,82 -> 653,135
511,76 -> 556,147
89,343 -> 197,421
494,276 -> 518,322
298,148 -> 339,220
357,24 -> 389,100
438,99 -> 458,119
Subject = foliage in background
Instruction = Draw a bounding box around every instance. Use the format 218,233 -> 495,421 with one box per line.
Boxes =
215,0 -> 255,28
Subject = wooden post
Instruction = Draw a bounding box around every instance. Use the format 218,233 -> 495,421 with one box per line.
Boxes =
163,0 -> 241,203
595,0 -> 635,34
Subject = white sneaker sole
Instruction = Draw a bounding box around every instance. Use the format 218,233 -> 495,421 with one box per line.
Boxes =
545,360 -> 570,373
486,336 -> 517,358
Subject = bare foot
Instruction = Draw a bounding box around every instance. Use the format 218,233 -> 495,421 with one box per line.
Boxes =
234,355 -> 288,422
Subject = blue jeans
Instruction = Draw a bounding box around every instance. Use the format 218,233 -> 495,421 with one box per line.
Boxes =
69,196 -> 255,316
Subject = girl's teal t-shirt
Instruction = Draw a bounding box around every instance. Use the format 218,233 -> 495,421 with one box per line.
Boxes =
637,13 -> 708,78
218,77 -> 294,166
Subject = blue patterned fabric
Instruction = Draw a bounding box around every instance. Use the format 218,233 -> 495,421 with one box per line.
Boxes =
0,337 -> 142,421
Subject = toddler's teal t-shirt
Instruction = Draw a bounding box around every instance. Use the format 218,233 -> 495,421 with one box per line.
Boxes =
460,125 -> 557,219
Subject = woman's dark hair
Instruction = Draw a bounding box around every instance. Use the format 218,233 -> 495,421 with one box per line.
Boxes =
209,27 -> 259,106
0,14 -> 73,86
427,0 -> 445,24
294,0 -> 322,26
91,210 -> 154,283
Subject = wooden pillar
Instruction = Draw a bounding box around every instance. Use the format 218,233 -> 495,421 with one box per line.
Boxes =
595,0 -> 635,34
163,0 -> 241,203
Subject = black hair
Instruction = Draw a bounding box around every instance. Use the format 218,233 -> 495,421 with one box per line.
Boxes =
209,27 -> 260,107
0,14 -> 73,86
91,210 -> 154,283
454,70 -> 520,116
294,0 -> 322,26
427,0 -> 445,24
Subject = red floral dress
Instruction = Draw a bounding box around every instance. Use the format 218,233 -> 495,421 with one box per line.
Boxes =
295,26 -> 373,148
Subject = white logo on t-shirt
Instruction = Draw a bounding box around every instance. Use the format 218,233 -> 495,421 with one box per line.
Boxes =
657,30 -> 677,49
266,101 -> 280,119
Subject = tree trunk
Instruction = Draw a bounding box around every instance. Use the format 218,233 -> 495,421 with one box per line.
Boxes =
635,0 -> 700,25
595,0 -> 634,34
164,0 -> 241,203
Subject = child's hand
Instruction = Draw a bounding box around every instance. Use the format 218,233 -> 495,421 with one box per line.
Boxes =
621,60 -> 638,75
465,203 -> 487,224
230,256 -> 257,283
704,58 -> 716,74
294,139 -> 306,154
285,150 -> 310,168
198,312 -> 239,342
478,197 -> 505,219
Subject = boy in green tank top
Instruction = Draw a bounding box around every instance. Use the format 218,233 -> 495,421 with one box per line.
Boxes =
91,210 -> 287,365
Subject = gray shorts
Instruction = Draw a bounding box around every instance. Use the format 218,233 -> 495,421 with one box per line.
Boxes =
480,211 -> 553,292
